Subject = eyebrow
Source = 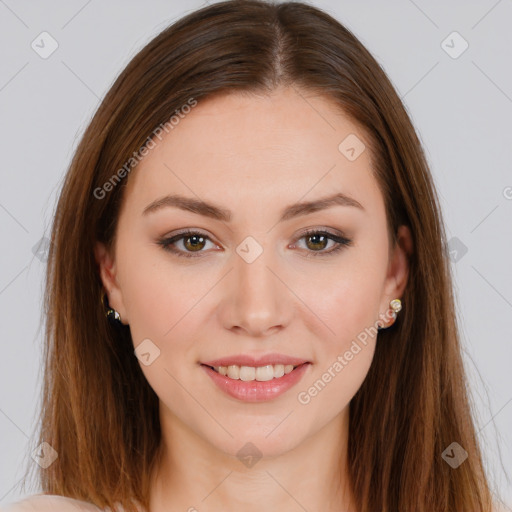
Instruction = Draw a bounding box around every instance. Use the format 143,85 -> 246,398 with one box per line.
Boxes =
142,192 -> 364,222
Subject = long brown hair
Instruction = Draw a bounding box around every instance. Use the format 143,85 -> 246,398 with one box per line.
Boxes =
20,1 -> 495,510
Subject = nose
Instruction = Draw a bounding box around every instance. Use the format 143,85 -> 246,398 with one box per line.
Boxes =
218,246 -> 292,337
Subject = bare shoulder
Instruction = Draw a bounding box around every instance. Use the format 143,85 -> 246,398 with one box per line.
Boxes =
1,494 -> 102,512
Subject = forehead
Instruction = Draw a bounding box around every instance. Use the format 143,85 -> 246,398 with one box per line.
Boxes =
122,86 -> 384,223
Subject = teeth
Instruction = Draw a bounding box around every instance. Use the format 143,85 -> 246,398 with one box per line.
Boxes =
213,364 -> 299,381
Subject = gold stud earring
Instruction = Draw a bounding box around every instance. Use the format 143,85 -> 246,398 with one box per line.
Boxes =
101,292 -> 122,324
378,298 -> 402,330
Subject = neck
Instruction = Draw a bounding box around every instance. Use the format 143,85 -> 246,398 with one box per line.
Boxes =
148,404 -> 357,512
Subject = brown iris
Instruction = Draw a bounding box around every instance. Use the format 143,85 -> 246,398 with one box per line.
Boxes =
183,234 -> 206,252
304,233 -> 329,251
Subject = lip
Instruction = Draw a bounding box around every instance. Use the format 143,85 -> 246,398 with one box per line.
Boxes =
201,362 -> 311,403
201,353 -> 310,367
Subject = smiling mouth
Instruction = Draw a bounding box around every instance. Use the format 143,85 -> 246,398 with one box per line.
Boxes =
202,363 -> 307,382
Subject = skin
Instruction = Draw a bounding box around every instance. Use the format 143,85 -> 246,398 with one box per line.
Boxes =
95,85 -> 412,512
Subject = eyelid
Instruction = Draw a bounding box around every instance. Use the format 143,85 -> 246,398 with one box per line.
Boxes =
291,227 -> 349,243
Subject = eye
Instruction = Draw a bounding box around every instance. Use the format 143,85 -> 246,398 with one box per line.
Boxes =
157,230 -> 217,259
292,229 -> 353,258
157,229 -> 353,259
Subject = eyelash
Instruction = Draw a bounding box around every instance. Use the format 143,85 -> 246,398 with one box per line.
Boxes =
157,229 -> 353,259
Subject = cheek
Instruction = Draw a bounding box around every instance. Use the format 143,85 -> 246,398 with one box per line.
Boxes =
310,277 -> 379,383
115,238 -> 193,346
117,249 -> 208,408
292,247 -> 386,405
295,275 -> 380,420
297,258 -> 386,347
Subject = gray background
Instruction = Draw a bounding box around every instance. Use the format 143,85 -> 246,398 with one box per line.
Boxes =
0,0 -> 511,507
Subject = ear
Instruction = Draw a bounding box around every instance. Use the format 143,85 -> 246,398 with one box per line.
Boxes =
379,224 -> 413,326
94,241 -> 129,324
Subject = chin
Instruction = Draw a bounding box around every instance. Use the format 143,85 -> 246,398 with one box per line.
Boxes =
204,422 -> 308,461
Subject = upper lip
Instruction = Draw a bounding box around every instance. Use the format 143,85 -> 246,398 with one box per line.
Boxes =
201,353 -> 311,368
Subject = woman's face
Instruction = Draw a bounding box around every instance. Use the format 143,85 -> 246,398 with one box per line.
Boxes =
96,86 -> 410,458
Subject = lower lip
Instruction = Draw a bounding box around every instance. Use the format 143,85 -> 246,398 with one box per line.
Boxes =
201,363 -> 311,403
